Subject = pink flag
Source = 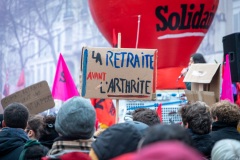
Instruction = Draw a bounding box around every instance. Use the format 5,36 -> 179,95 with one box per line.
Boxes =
52,53 -> 79,101
221,54 -> 234,102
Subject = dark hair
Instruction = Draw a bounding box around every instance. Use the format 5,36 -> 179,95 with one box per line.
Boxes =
4,102 -> 29,129
140,124 -> 192,148
179,101 -> 212,134
39,115 -> 59,149
19,140 -> 49,160
191,53 -> 206,63
132,108 -> 160,126
26,115 -> 44,140
0,114 -> 3,128
24,145 -> 48,160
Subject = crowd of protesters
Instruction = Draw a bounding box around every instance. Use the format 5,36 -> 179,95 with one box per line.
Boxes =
0,96 -> 240,160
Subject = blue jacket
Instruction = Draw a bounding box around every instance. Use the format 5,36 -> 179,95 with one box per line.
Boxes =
0,127 -> 29,160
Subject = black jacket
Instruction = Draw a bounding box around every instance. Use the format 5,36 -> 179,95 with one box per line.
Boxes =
0,127 -> 29,160
210,121 -> 240,143
188,129 -> 214,159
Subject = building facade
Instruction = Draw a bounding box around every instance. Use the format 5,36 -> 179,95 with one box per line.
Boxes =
1,0 -> 240,95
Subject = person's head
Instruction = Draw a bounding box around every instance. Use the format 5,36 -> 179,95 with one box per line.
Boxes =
19,139 -> 49,160
55,96 -> 96,139
39,115 -> 59,149
0,114 -> 3,129
210,100 -> 240,126
26,115 -> 44,140
211,139 -> 240,160
90,121 -> 148,160
179,101 -> 212,134
134,141 -> 203,160
189,53 -> 206,66
139,124 -> 192,149
132,108 -> 160,126
3,102 -> 29,129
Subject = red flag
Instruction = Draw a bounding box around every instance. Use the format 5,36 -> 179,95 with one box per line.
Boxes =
52,53 -> 79,101
236,83 -> 240,107
157,103 -> 162,122
91,98 -> 116,126
112,28 -> 117,48
17,69 -> 25,90
221,54 -> 234,102
3,71 -> 9,96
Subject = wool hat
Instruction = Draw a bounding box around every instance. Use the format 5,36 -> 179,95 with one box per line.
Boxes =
133,141 -> 203,160
91,121 -> 148,160
126,121 -> 149,136
55,97 -> 96,139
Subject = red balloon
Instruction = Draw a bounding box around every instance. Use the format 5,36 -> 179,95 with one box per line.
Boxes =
88,0 -> 219,89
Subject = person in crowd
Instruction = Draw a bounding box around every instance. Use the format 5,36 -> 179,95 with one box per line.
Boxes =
0,102 -> 29,160
138,124 -> 192,149
42,152 -> 91,160
116,141 -> 203,160
47,96 -> 96,155
89,121 -> 148,160
210,100 -> 240,142
112,123 -> 204,160
19,139 -> 49,160
39,115 -> 59,149
211,139 -> 240,160
179,101 -> 214,158
181,53 -> 206,90
25,115 -> 44,140
93,123 -> 108,138
0,114 -> 3,131
132,108 -> 161,126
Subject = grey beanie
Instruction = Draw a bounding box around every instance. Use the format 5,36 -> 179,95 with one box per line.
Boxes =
55,96 -> 96,139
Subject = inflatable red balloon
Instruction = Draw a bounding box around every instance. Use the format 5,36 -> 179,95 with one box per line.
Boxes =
88,0 -> 219,89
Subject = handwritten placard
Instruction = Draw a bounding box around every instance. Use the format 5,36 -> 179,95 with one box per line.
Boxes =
81,47 -> 157,100
1,81 -> 55,114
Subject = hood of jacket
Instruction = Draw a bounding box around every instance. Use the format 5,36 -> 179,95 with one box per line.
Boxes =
0,127 -> 29,156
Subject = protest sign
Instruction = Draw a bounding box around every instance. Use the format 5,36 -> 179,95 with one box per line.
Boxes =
81,47 -> 157,100
1,81 -> 55,114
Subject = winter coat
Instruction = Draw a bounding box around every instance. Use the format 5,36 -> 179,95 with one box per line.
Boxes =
210,121 -> 240,143
188,129 -> 214,159
0,127 -> 29,160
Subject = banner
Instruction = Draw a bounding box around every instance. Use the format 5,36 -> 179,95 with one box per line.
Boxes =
81,47 -> 157,100
1,81 -> 55,114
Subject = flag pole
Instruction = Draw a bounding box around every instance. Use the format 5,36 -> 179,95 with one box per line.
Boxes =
116,32 -> 121,123
135,15 -> 141,48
